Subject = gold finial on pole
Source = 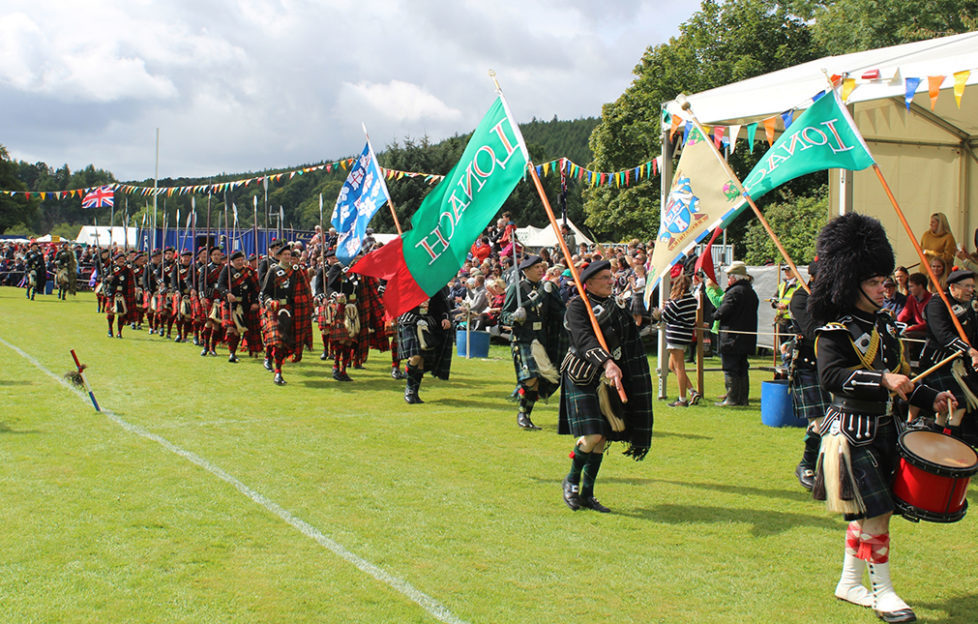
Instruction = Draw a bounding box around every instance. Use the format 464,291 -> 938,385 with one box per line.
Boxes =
488,69 -> 501,92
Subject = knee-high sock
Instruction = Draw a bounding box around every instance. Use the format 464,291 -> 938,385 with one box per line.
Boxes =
580,452 -> 604,498
227,333 -> 239,355
566,445 -> 590,486
518,387 -> 538,417
117,316 -> 125,333
107,317 -> 114,333
856,531 -> 890,564
201,327 -> 212,348
273,347 -> 285,373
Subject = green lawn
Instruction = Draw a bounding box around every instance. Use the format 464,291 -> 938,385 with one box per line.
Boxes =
1,286 -> 976,623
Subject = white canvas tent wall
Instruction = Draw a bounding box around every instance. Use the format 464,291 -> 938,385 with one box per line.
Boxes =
662,31 -> 978,269
76,226 -> 139,248
515,219 -> 593,249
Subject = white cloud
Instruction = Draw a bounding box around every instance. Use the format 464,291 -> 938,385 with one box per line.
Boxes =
337,80 -> 463,123
0,0 -> 703,180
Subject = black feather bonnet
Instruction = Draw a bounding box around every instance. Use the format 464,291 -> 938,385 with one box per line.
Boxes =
809,213 -> 894,322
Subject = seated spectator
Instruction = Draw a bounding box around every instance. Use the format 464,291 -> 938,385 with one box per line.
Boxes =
897,272 -> 931,337
881,276 -> 907,317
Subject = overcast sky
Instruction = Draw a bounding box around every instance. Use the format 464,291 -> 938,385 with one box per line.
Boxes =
1,0 -> 701,183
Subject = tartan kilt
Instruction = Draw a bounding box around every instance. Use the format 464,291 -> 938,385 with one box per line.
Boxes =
170,293 -> 194,319
922,364 -> 959,399
789,367 -> 830,421
261,301 -> 295,352
154,292 -> 170,317
511,340 -> 559,400
316,301 -> 330,333
397,321 -> 452,380
327,303 -> 355,346
106,293 -> 136,322
194,297 -> 211,324
558,374 -> 623,440
143,289 -> 153,309
816,413 -> 899,520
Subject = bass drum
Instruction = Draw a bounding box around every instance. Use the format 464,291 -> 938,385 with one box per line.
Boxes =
893,430 -> 978,523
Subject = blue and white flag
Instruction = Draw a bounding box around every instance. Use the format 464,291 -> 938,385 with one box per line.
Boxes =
331,138 -> 391,265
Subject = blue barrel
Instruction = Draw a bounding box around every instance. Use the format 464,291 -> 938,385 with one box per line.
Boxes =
456,330 -> 490,358
761,379 -> 806,427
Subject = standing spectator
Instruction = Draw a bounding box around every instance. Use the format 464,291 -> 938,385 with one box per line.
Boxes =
629,264 -> 648,327
928,256 -> 948,293
560,223 -> 576,252
919,212 -> 956,266
713,261 -> 759,406
661,273 -> 701,407
897,272 -> 933,363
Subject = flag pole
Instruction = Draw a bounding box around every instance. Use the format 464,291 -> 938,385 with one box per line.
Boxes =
816,72 -> 972,347
677,94 -> 810,295
490,71 -> 626,402
872,163 -> 971,345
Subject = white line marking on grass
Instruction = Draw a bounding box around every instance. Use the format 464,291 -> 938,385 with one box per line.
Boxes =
0,336 -> 469,624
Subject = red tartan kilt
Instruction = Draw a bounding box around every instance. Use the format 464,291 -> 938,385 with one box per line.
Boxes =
169,293 -> 194,318
220,301 -> 255,330
195,298 -> 213,323
316,301 -> 330,333
155,293 -> 170,317
322,302 -> 354,345
143,290 -> 153,309
261,302 -> 284,349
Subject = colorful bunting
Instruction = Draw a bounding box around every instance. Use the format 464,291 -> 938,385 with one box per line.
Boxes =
928,75 -> 945,109
954,70 -> 970,108
905,77 -> 921,109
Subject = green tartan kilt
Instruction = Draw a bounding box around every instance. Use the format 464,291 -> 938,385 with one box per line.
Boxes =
397,322 -> 452,380
790,367 -> 830,421
558,373 -> 625,441
511,340 -> 559,399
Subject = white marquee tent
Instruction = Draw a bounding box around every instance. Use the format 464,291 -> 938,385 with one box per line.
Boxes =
662,31 -> 978,268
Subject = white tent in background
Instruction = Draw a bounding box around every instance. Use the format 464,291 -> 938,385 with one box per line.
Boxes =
75,226 -> 139,247
516,219 -> 593,249
661,30 -> 978,267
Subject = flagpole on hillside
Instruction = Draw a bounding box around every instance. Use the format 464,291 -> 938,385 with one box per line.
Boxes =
489,70 -> 628,402
677,95 -> 810,295
153,128 -> 159,253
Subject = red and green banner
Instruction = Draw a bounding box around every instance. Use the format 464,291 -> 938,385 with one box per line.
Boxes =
351,95 -> 529,317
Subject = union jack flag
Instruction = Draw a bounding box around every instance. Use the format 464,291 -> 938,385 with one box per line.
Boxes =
82,185 -> 114,209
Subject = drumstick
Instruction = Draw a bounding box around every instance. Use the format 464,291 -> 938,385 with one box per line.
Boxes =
910,351 -> 962,384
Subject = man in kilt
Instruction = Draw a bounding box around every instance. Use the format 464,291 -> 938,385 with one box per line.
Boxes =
24,240 -> 46,301
397,288 -> 453,403
154,247 -> 176,340
54,241 -> 77,301
319,258 -> 360,381
128,251 -> 147,329
311,251 -> 339,361
917,268 -> 978,445
169,249 -> 197,343
197,247 -> 227,356
258,239 -> 285,287
352,274 -> 389,370
502,255 -> 568,430
810,214 -> 955,623
215,250 -> 261,363
143,249 -> 163,334
558,260 -> 653,513
259,245 -> 313,385
102,252 -> 136,338
788,259 -> 828,491
94,247 -> 112,313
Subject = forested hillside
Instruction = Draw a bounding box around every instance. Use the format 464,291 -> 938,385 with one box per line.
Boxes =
2,116 -> 599,239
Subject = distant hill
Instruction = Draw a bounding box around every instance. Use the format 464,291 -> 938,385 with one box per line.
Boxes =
10,116 -> 599,236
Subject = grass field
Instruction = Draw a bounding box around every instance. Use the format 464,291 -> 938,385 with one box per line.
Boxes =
1,286 -> 977,623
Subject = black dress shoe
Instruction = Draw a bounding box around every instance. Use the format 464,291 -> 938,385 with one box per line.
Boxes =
579,496 -> 611,513
391,368 -> 402,380
352,364 -> 364,370
116,334 -> 123,339
273,373 -> 286,386
192,337 -> 199,345
562,478 -> 581,511
340,372 -> 353,382
517,413 -> 541,430
795,463 -> 815,491
107,331 -> 114,338
320,351 -> 329,361
332,369 -> 343,381
263,358 -> 273,372
404,392 -> 424,404
228,354 -> 239,363
200,348 -> 209,357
